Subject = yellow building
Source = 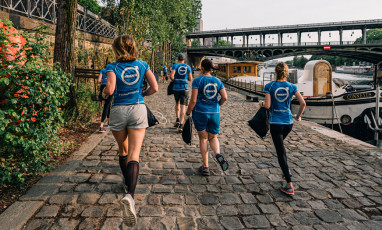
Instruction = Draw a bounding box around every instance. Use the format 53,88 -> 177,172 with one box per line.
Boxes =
217,61 -> 263,80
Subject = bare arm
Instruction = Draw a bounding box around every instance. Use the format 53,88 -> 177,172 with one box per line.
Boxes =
104,72 -> 116,95
97,73 -> 102,83
143,70 -> 158,97
219,88 -> 228,106
186,88 -> 198,115
170,70 -> 175,81
263,93 -> 271,109
188,73 -> 193,81
294,91 -> 306,120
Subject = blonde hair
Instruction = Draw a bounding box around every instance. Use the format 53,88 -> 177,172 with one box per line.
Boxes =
275,62 -> 289,80
112,35 -> 137,62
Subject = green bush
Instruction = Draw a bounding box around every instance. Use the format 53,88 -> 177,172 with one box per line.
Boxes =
0,20 -> 70,186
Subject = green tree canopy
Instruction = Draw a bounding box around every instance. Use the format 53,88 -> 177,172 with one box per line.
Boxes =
78,0 -> 102,14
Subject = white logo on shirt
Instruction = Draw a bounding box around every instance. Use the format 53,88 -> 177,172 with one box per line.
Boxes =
274,87 -> 289,102
121,66 -> 140,85
203,83 -> 218,99
178,66 -> 188,75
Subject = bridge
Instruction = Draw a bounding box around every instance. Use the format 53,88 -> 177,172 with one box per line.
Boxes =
0,0 -> 117,38
186,19 -> 382,63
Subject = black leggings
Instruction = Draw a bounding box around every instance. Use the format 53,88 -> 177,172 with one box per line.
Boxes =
270,124 -> 293,183
100,85 -> 113,123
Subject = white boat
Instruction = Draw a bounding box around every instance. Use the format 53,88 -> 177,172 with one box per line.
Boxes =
335,65 -> 374,75
291,60 -> 379,141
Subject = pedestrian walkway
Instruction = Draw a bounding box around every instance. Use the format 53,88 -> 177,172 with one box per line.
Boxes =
1,82 -> 382,230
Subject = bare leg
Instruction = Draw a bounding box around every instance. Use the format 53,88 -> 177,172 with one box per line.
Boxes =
208,133 -> 220,154
180,105 -> 186,124
198,130 -> 209,167
112,129 -> 129,156
175,102 -> 180,120
126,128 -> 146,162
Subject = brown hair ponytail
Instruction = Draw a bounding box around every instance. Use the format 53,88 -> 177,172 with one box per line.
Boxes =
275,62 -> 289,80
112,35 -> 138,62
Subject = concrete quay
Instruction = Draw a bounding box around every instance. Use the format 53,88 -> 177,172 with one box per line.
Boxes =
1,82 -> 382,229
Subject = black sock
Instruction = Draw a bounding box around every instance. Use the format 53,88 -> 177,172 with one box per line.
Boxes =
176,118 -> 180,122
119,155 -> 128,186
126,161 -> 140,197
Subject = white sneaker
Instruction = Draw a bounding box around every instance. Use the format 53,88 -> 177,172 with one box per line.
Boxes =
121,194 -> 137,227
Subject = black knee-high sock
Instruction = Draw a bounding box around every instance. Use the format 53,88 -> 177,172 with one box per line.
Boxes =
126,161 -> 139,197
119,155 -> 128,185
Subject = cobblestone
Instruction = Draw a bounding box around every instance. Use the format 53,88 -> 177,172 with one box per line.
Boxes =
3,82 -> 382,230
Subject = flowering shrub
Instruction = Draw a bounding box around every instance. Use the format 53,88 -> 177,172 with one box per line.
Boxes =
0,20 -> 70,186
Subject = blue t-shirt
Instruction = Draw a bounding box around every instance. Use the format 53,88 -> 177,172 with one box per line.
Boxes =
171,63 -> 191,91
105,60 -> 150,106
100,69 -> 107,85
192,76 -> 225,114
263,81 -> 298,125
163,65 -> 167,72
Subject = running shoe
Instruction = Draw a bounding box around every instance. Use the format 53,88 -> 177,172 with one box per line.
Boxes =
215,154 -> 229,171
98,127 -> 106,133
199,166 -> 210,176
280,185 -> 294,196
178,124 -> 184,133
121,194 -> 137,227
174,121 -> 180,128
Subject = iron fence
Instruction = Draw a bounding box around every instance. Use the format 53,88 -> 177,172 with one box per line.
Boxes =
0,0 -> 117,38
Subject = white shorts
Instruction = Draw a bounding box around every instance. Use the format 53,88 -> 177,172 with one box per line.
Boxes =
109,104 -> 148,131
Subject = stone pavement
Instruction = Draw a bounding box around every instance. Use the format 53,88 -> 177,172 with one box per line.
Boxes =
1,81 -> 382,230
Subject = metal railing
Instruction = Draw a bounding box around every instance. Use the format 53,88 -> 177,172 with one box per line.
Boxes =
0,0 -> 117,38
188,19 -> 382,36
188,40 -> 382,49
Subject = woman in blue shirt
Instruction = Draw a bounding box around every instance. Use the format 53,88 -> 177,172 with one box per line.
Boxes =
97,62 -> 112,132
186,59 -> 229,176
261,62 -> 306,195
103,35 -> 158,227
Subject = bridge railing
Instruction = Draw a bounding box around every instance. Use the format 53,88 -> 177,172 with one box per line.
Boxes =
0,0 -> 117,38
188,19 -> 382,36
188,40 -> 382,49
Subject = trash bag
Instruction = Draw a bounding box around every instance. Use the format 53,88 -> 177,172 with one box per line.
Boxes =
167,81 -> 174,95
146,105 -> 159,127
182,116 -> 193,145
248,107 -> 270,138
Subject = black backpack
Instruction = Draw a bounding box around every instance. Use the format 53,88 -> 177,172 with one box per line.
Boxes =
248,107 -> 270,139
167,81 -> 174,95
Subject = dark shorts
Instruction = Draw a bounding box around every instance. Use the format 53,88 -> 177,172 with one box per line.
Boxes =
163,71 -> 167,76
174,90 -> 189,105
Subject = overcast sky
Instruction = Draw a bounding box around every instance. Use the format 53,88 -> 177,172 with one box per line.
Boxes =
202,0 -> 381,31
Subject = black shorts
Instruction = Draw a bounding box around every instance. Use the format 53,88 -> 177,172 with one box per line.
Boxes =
174,90 -> 189,105
163,71 -> 167,76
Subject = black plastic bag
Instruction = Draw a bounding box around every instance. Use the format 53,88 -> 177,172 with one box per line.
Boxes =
146,105 -> 159,127
167,81 -> 174,95
248,107 -> 270,138
182,116 -> 193,145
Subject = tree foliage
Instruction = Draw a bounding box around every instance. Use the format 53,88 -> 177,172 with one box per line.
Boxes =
292,56 -> 309,69
213,40 -> 231,47
0,20 -> 70,186
100,0 -> 202,70
78,0 -> 102,14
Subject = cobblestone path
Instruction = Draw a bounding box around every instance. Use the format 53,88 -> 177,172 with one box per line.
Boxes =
1,82 -> 382,230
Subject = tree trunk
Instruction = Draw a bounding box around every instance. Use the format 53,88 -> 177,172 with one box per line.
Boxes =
54,0 -> 77,75
54,0 -> 78,113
